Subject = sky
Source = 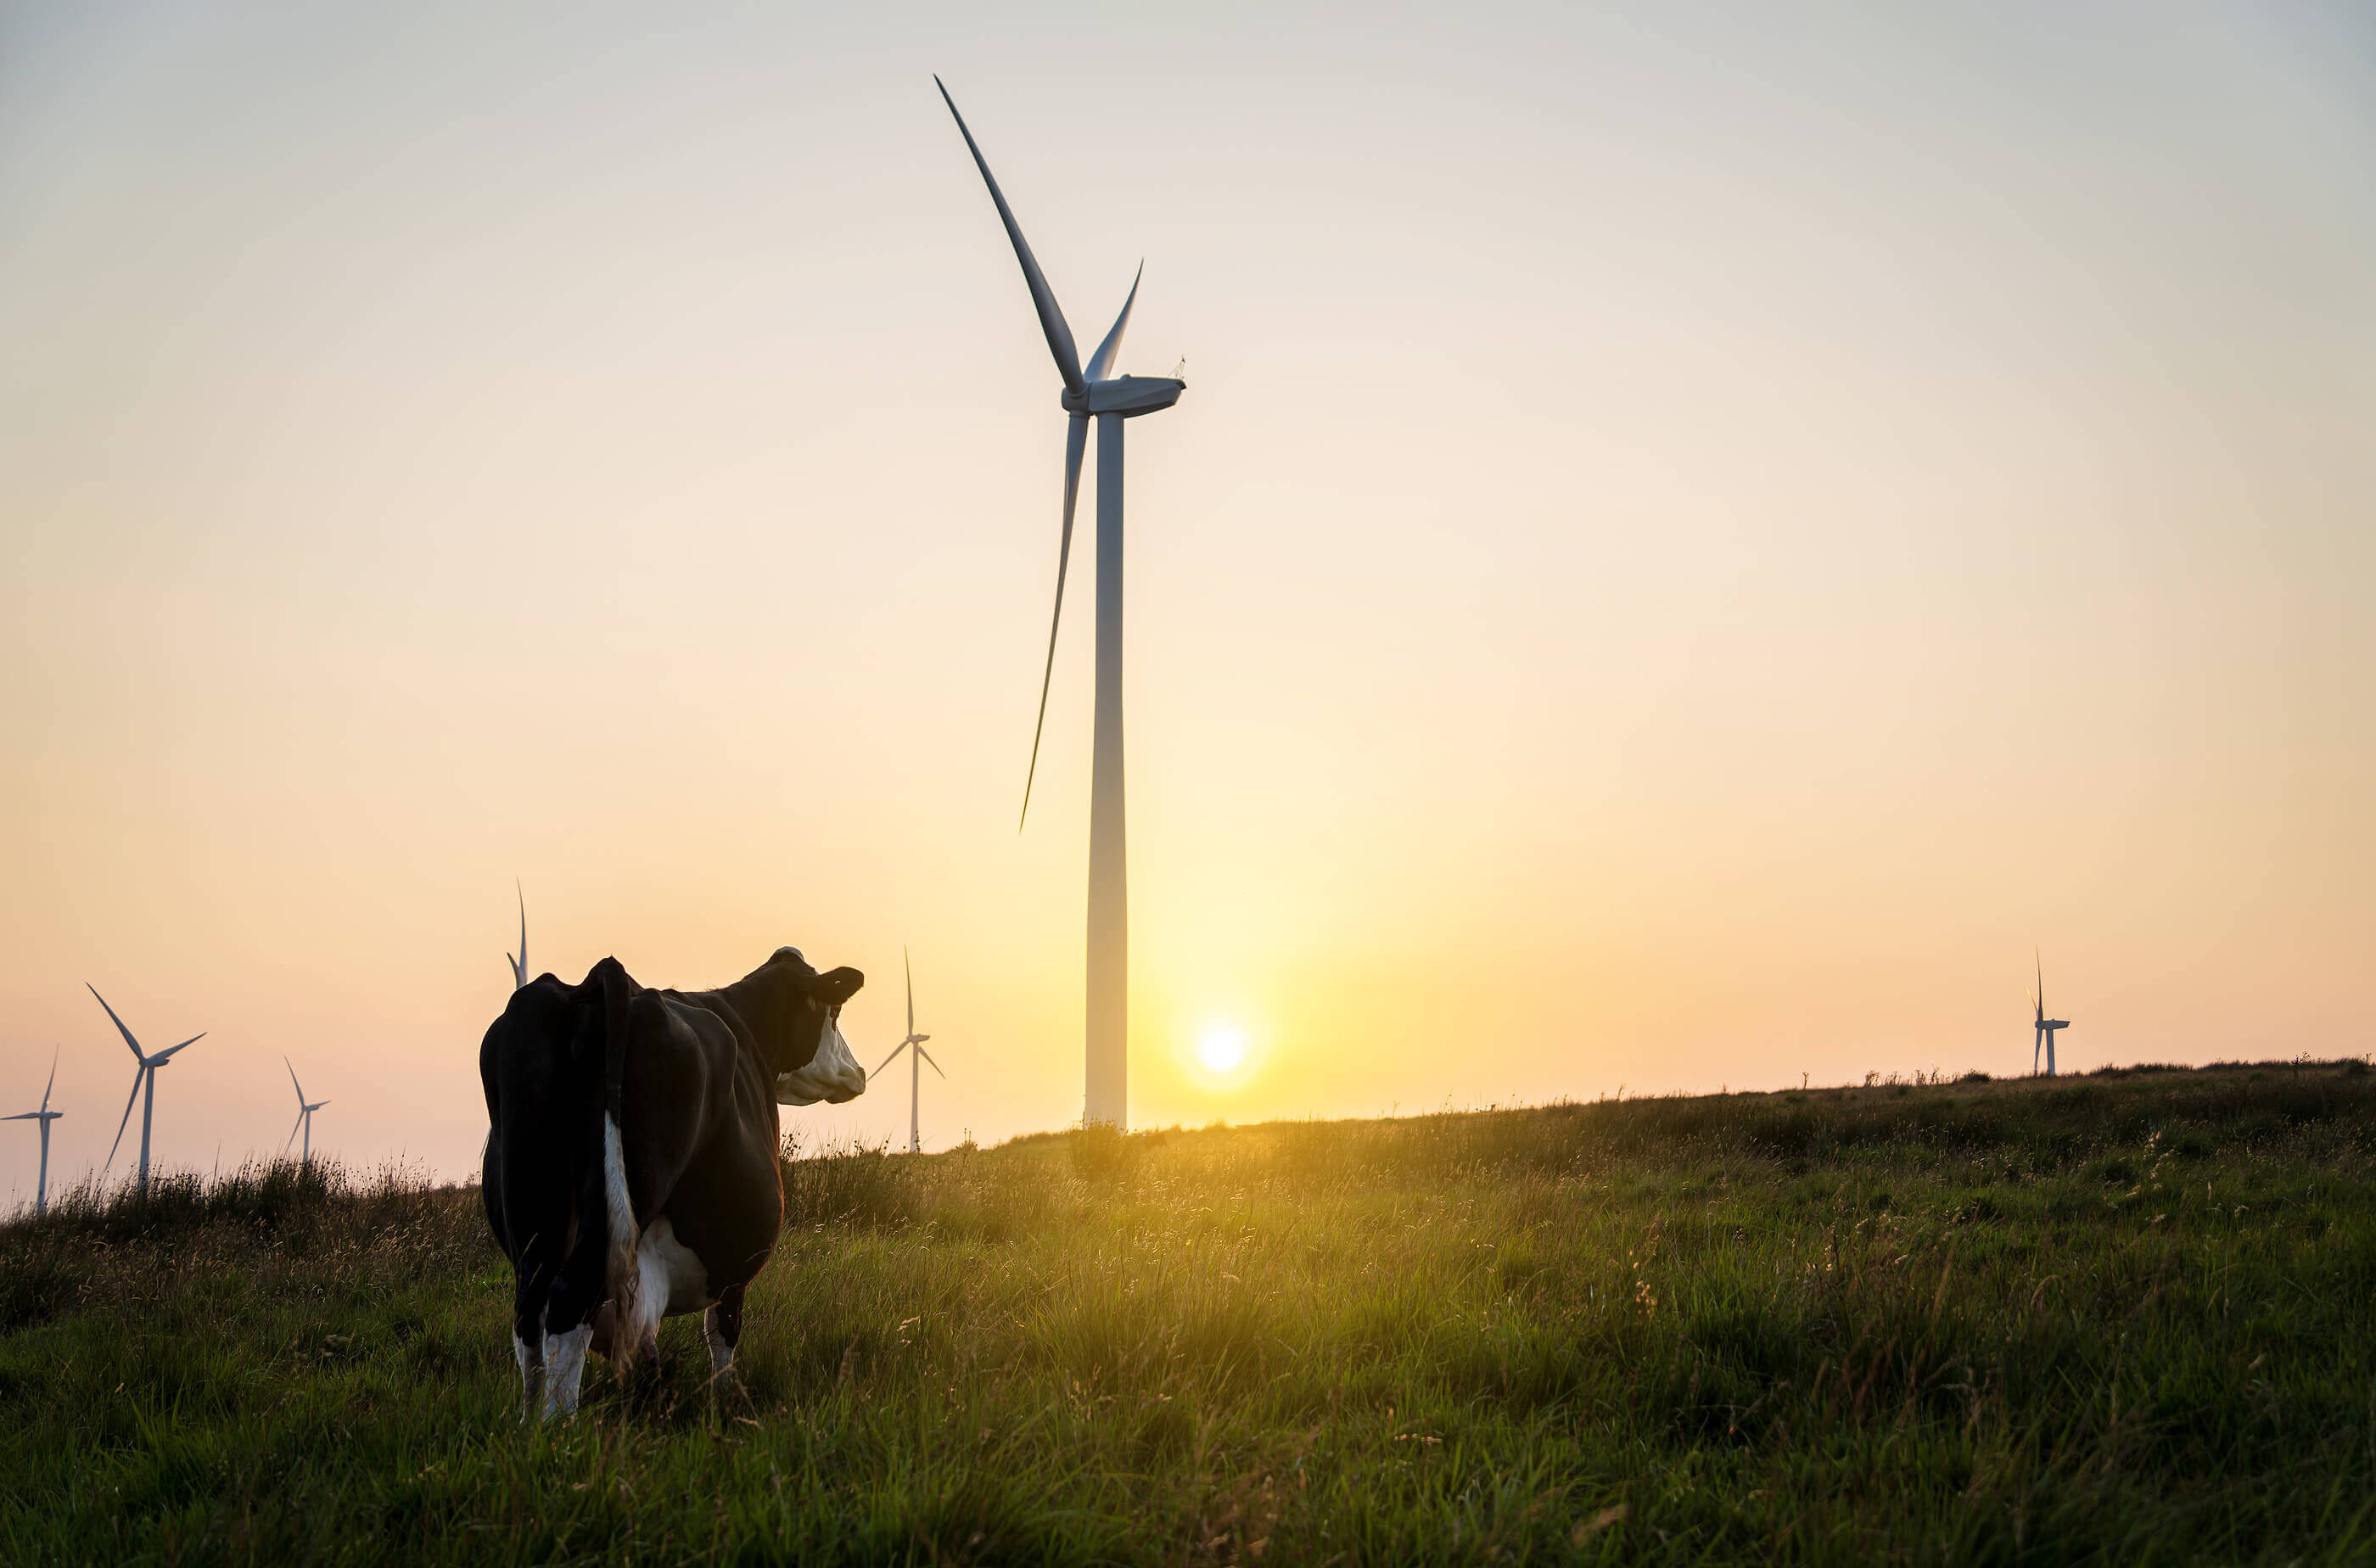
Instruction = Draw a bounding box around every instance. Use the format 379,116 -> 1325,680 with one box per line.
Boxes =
1,1 -> 2371,1196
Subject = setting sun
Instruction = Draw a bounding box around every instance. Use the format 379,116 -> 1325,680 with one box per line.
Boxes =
1196,1025 -> 1247,1075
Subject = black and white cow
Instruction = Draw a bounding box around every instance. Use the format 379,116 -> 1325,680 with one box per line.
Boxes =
479,945 -> 865,1420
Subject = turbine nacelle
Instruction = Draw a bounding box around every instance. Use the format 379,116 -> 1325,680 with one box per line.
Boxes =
1066,376 -> 1187,418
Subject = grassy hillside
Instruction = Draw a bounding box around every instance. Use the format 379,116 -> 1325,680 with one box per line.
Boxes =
3,1062 -> 2374,1564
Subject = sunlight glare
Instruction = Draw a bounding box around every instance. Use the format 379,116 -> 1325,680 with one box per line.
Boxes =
1197,1024 -> 1247,1074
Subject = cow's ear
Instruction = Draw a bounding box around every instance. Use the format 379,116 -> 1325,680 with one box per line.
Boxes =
814,966 -> 864,1006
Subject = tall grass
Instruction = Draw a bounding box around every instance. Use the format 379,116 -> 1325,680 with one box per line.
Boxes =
3,1064 -> 2373,1563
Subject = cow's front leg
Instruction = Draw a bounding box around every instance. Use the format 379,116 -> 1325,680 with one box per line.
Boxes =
704,1282 -> 747,1380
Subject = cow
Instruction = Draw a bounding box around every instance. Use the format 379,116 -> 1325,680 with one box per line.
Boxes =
479,944 -> 866,1420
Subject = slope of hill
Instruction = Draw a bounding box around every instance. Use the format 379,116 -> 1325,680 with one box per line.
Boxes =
3,1062 -> 2372,1564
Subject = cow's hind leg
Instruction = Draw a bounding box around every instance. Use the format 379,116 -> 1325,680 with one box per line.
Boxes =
541,1228 -> 609,1420
513,1320 -> 546,1420
542,1322 -> 594,1420
508,1242 -> 563,1421
704,1282 -> 747,1380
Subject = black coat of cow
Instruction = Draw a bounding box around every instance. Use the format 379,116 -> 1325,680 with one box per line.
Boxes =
479,945 -> 863,1418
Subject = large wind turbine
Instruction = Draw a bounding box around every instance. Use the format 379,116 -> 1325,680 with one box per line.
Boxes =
872,949 -> 944,1155
283,1057 -> 330,1168
90,984 -> 205,1200
2032,955 -> 2070,1078
507,880 -> 530,991
938,76 -> 1185,1130
4,1050 -> 64,1217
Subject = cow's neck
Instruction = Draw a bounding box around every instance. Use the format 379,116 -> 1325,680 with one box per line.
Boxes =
714,965 -> 815,1075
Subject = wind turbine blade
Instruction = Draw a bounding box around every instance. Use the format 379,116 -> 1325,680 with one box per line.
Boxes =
105,1069 -> 143,1169
905,947 -> 916,1039
154,1033 -> 205,1062
42,1048 -> 56,1113
1020,412 -> 1090,831
87,984 -> 145,1061
1082,263 -> 1142,384
872,1042 -> 911,1078
287,1056 -> 305,1107
934,77 -> 1086,396
0,1112 -> 37,1121
286,1113 -> 305,1155
917,1045 -> 946,1079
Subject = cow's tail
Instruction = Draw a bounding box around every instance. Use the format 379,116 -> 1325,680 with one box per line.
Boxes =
592,956 -> 645,1363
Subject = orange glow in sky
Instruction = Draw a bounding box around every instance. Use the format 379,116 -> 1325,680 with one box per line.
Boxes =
0,3 -> 2371,1194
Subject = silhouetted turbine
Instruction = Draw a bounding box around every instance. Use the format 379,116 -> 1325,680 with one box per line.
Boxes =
2033,954 -> 2070,1078
284,1057 -> 330,1168
938,76 -> 1185,1130
91,984 -> 205,1201
507,880 -> 530,991
871,949 -> 944,1155
3,1050 -> 64,1216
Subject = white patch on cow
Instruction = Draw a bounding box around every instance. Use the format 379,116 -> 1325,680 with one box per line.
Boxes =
602,1112 -> 645,1357
704,1305 -> 735,1377
541,1323 -> 592,1420
632,1215 -> 713,1349
776,1011 -> 866,1105
513,1331 -> 545,1421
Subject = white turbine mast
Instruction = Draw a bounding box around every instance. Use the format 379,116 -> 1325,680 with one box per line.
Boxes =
2032,953 -> 2070,1078
507,879 -> 530,991
90,984 -> 205,1201
938,76 -> 1185,1131
284,1056 -> 330,1168
871,948 -> 944,1154
3,1049 -> 64,1217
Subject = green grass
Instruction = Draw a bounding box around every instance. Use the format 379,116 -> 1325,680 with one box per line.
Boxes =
4,1061 -> 2376,1564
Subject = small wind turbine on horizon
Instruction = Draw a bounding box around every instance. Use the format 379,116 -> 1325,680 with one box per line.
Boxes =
283,1057 -> 329,1168
91,984 -> 205,1201
4,1050 -> 64,1217
871,949 -> 944,1155
507,880 -> 530,991
2032,955 -> 2070,1078
938,76 -> 1186,1132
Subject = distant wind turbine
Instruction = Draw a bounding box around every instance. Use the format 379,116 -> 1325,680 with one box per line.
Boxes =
283,1057 -> 330,1168
507,880 -> 530,990
2032,955 -> 2070,1078
3,1050 -> 64,1217
90,984 -> 205,1201
938,76 -> 1185,1131
871,949 -> 944,1155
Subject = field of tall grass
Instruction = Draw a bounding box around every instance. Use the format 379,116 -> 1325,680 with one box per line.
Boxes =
3,1061 -> 2373,1564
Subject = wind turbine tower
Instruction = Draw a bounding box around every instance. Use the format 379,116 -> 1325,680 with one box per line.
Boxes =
284,1057 -> 330,1168
2033,956 -> 2070,1078
871,949 -> 944,1155
90,984 -> 205,1201
507,881 -> 530,991
4,1051 -> 64,1217
939,76 -> 1185,1130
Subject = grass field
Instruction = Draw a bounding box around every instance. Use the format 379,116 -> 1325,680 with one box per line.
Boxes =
3,1061 -> 2375,1564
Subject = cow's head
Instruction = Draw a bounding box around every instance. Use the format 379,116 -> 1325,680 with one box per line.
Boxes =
757,947 -> 867,1106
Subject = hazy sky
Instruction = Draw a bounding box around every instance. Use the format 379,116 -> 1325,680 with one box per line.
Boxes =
2,1 -> 2371,1194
